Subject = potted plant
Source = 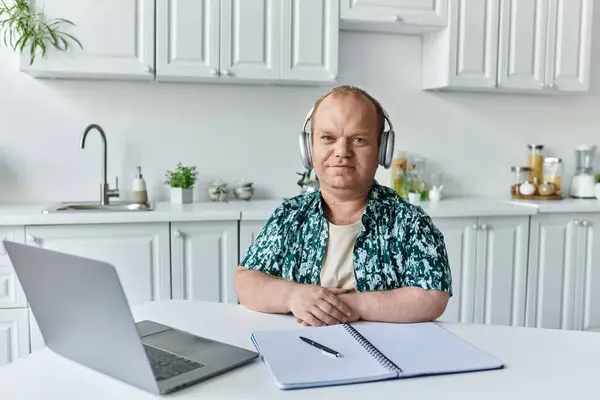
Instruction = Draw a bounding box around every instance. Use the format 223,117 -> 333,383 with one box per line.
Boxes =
0,0 -> 83,65
164,162 -> 198,204
595,173 -> 600,200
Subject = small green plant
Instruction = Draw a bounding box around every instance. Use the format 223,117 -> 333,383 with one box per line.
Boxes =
0,0 -> 83,65
596,173 -> 600,184
164,162 -> 198,189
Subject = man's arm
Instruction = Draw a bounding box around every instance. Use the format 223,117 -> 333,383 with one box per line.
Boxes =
235,204 -> 352,326
339,211 -> 453,324
339,287 -> 448,323
235,267 -> 295,314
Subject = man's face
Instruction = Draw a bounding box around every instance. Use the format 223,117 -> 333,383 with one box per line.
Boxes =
311,93 -> 380,192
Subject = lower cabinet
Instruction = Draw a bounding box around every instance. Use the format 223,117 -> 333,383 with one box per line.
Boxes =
433,216 -> 529,327
24,222 -> 171,352
526,212 -> 600,331
170,221 -> 239,305
0,308 -> 30,367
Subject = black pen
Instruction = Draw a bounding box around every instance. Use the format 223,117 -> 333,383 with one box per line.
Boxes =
299,336 -> 341,357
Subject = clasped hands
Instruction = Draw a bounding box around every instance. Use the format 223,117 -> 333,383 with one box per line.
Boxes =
288,284 -> 360,327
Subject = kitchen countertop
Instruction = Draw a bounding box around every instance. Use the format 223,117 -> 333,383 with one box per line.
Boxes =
0,196 -> 597,226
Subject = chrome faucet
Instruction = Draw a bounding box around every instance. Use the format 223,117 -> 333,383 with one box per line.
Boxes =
80,124 -> 119,205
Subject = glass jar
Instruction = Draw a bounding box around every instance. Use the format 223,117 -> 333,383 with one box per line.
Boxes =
390,150 -> 407,187
527,144 -> 544,183
511,166 -> 531,197
543,157 -> 563,196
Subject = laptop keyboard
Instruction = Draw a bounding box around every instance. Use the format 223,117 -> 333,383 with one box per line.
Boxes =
144,344 -> 204,381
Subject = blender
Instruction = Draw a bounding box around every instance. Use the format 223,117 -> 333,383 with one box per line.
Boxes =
570,145 -> 596,198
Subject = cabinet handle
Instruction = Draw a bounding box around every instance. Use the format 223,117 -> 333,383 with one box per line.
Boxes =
480,224 -> 488,230
574,220 -> 580,226
143,66 -> 152,73
472,224 -> 478,230
582,220 -> 589,227
210,68 -> 219,76
173,230 -> 182,238
392,14 -> 403,22
27,235 -> 36,243
222,69 -> 232,76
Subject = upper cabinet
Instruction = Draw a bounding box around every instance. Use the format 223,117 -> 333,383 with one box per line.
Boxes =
20,0 -> 155,80
156,0 -> 282,82
421,0 -> 595,94
340,0 -> 448,33
20,0 -> 338,85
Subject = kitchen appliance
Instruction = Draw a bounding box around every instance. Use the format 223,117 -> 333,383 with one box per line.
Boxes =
570,144 -> 597,199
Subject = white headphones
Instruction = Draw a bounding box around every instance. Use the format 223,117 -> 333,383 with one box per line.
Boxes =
298,103 -> 396,171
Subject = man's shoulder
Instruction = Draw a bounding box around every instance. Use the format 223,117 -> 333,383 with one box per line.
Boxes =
267,190 -> 320,223
369,182 -> 433,229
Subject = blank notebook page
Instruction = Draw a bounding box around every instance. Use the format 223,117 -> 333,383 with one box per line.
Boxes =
354,322 -> 503,376
251,324 -> 396,388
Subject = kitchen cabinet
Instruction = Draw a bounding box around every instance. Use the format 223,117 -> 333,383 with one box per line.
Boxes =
156,0 -> 338,84
526,213 -> 600,332
0,227 -> 26,309
340,0 -> 448,34
20,0 -> 155,80
0,308 -> 30,367
421,0 -> 594,93
170,221 -> 239,304
23,223 -> 171,306
434,216 -> 529,327
156,0 -> 281,82
280,0 -> 339,83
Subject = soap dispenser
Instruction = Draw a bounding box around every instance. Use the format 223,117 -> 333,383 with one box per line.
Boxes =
132,166 -> 148,205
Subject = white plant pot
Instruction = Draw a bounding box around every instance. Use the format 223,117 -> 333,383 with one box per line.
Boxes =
595,183 -> 600,200
170,187 -> 193,204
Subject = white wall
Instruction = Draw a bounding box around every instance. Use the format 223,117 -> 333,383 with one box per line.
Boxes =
1,11 -> 600,204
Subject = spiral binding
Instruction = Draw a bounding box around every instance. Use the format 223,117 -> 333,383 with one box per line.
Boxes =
343,324 -> 403,373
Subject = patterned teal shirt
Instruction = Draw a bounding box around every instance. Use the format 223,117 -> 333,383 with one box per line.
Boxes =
240,181 -> 452,295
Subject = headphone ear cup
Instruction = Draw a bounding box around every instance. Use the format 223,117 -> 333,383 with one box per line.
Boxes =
378,129 -> 395,168
298,131 -> 313,170
383,129 -> 395,169
378,130 -> 389,167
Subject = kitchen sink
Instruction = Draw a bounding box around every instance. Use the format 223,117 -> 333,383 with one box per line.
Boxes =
42,201 -> 154,213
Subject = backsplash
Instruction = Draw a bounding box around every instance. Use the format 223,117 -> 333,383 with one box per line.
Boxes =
1,27 -> 600,204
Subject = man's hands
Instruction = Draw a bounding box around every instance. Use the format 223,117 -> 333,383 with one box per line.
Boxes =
289,285 -> 359,327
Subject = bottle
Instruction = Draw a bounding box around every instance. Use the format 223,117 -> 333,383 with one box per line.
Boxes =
132,166 -> 148,205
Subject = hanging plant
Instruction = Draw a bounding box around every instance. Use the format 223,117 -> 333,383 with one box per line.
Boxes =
0,0 -> 83,65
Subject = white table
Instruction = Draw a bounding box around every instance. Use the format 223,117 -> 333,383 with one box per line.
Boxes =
1,300 -> 599,399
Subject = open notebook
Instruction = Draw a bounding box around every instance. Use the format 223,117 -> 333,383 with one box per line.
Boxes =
251,322 -> 503,390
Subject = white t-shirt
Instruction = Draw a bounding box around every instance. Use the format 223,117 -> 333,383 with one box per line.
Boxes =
319,219 -> 363,290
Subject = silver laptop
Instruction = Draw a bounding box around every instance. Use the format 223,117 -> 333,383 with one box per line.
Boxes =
3,240 -> 259,395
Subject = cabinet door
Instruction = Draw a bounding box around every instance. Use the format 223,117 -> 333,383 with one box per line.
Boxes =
544,0 -> 594,91
340,0 -> 448,30
239,220 -> 269,264
0,227 -> 26,309
20,0 -> 155,80
447,0 -> 501,88
0,309 -> 29,367
526,214 -> 579,329
155,0 -> 220,81
475,217 -> 529,327
171,221 -> 238,304
24,223 -> 171,306
431,218 -> 478,324
577,214 -> 600,332
281,0 -> 339,83
497,0 -> 548,91
219,0 -> 281,81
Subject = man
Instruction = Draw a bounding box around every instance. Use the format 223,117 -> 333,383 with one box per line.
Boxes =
235,85 -> 452,327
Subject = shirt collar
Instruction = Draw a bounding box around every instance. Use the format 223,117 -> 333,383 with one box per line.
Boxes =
314,180 -> 382,230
